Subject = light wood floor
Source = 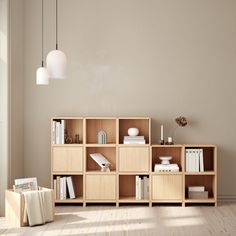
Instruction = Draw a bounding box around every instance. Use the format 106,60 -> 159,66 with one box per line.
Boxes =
0,202 -> 236,235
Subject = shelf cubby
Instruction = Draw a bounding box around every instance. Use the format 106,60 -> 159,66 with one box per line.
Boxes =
185,175 -> 216,201
119,175 -> 149,202
52,118 -> 84,144
86,146 -> 116,172
53,174 -> 83,203
86,118 -> 117,144
118,118 -> 150,144
151,145 -> 183,172
184,145 -> 216,172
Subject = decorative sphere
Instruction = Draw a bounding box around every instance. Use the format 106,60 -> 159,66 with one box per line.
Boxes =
128,128 -> 139,136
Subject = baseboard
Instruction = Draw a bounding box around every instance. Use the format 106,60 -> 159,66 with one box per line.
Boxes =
218,195 -> 236,201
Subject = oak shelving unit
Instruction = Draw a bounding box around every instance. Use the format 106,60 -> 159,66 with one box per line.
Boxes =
51,117 -> 217,206
183,145 -> 217,206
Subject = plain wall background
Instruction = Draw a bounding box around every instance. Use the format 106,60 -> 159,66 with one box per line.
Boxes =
10,0 -> 24,185
21,0 -> 236,198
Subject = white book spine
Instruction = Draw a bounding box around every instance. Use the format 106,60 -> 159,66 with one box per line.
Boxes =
60,177 -> 64,200
199,149 -> 204,172
135,176 -> 139,199
140,177 -> 144,200
59,123 -> 62,144
189,149 -> 194,172
196,149 -> 200,172
185,150 -> 189,172
147,177 -> 149,198
52,121 -> 56,144
53,179 -> 57,200
67,176 -> 75,199
193,150 -> 197,172
138,177 -> 141,200
61,120 -> 65,145
63,177 -> 67,199
143,177 -> 148,199
56,122 -> 60,144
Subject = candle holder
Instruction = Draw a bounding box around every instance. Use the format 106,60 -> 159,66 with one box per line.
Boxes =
159,139 -> 165,145
160,124 -> 164,145
165,137 -> 174,145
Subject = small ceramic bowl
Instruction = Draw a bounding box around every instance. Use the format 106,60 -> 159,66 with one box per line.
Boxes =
159,156 -> 172,165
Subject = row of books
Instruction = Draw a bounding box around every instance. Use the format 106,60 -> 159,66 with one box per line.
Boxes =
53,176 -> 76,200
135,176 -> 149,200
52,120 -> 65,144
188,186 -> 208,199
124,136 -> 146,144
185,149 -> 204,172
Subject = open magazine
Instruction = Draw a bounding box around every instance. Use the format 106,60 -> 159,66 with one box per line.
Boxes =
13,177 -> 38,193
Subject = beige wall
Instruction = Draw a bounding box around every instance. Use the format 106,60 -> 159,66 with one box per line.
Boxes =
21,0 -> 236,198
9,0 -> 24,185
0,0 -> 9,216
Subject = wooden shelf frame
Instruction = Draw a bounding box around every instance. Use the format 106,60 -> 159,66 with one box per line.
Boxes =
50,117 -> 217,206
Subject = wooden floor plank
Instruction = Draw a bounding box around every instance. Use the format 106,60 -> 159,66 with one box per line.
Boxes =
1,202 -> 236,235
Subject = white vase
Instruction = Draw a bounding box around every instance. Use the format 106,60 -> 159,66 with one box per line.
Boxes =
128,128 -> 139,136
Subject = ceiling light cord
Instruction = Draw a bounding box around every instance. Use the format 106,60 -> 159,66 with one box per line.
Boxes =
42,0 -> 44,67
56,0 -> 58,50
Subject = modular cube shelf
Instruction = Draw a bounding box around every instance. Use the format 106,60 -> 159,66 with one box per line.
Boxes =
51,117 -> 217,206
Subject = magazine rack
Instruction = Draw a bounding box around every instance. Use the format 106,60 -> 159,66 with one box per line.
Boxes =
5,187 -> 54,227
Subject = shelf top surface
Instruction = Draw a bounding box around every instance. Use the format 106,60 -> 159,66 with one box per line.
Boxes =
52,117 -> 84,120
152,144 -> 216,148
184,171 -> 215,175
152,144 -> 183,148
51,116 -> 151,120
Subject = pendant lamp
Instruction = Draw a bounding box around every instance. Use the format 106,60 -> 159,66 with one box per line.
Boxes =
46,0 -> 67,79
36,0 -> 49,85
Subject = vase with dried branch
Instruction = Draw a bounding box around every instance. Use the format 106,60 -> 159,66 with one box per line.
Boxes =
172,116 -> 188,143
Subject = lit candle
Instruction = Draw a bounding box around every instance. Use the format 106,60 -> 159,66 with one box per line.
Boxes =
168,137 -> 173,143
161,125 -> 163,141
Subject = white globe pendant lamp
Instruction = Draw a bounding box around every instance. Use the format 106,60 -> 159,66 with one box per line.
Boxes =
46,0 -> 67,79
36,0 -> 49,85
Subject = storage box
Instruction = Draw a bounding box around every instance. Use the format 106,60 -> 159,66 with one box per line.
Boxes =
188,191 -> 208,199
5,187 -> 54,227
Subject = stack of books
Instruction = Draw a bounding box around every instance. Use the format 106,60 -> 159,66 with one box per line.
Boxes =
185,149 -> 204,172
52,120 -> 65,144
123,136 -> 146,144
53,176 -> 76,200
188,186 -> 208,199
135,176 -> 149,200
154,164 -> 179,172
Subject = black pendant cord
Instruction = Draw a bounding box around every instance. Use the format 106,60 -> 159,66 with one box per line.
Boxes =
41,0 -> 44,67
56,0 -> 58,50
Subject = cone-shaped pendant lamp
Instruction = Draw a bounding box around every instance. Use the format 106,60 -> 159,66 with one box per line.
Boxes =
36,0 -> 49,85
46,0 -> 67,79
